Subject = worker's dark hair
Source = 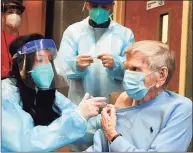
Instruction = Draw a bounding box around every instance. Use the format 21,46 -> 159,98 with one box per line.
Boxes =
1,0 -> 25,13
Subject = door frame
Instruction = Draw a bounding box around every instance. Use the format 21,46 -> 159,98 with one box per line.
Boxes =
113,1 -> 126,25
179,1 -> 191,95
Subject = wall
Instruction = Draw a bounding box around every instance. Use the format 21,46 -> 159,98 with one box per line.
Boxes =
124,1 -> 183,92
113,1 -> 125,25
52,1 -> 88,48
19,1 -> 46,35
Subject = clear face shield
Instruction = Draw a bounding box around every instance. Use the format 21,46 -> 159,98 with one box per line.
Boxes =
16,39 -> 69,91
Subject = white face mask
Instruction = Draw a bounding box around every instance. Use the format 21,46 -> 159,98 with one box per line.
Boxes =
5,14 -> 21,29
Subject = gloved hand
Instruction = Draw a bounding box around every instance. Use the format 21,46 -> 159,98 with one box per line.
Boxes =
97,53 -> 115,69
77,93 -> 106,120
76,54 -> 94,71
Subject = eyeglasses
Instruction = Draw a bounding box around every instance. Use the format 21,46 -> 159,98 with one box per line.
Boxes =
5,8 -> 22,15
3,4 -> 25,15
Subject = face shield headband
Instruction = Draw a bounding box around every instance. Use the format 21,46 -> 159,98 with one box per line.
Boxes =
16,39 -> 57,57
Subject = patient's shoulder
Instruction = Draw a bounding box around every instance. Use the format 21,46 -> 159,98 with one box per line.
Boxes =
114,92 -> 133,109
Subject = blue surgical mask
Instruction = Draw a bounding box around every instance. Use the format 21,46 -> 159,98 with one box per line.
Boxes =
31,63 -> 54,89
89,7 -> 110,24
123,70 -> 155,100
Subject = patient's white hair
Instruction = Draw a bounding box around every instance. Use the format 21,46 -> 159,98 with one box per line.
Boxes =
125,40 -> 175,86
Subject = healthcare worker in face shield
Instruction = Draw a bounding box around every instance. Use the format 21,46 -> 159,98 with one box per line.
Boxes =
1,0 -> 25,79
2,33 -> 106,152
56,0 -> 135,106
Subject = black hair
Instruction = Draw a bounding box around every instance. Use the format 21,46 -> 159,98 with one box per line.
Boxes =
1,0 -> 25,13
9,33 -> 60,126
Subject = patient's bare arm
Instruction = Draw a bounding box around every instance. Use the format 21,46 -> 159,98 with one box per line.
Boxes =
114,92 -> 133,109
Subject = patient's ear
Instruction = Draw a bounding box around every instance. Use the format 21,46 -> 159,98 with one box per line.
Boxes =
156,66 -> 168,87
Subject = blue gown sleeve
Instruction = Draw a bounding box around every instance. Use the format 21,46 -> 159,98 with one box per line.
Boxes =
2,90 -> 87,152
74,115 -> 102,145
106,30 -> 135,81
109,102 -> 192,152
57,26 -> 88,80
85,129 -> 109,152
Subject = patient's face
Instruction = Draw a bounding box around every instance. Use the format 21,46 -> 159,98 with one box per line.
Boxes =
124,52 -> 158,88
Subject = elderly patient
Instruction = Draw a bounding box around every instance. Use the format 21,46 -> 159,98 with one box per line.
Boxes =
86,40 -> 192,152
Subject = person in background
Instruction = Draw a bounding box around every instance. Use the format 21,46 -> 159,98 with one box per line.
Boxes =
56,0 -> 135,106
1,0 -> 25,79
2,33 -> 106,152
56,0 -> 134,150
86,40 -> 192,152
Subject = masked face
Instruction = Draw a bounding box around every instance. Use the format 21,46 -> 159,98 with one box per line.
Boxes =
5,13 -> 21,29
89,7 -> 110,24
123,70 -> 158,100
29,50 -> 54,89
31,63 -> 54,89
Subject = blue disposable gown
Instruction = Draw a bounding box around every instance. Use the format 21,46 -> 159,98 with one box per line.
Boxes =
56,17 -> 135,105
1,78 -> 95,152
86,90 -> 193,152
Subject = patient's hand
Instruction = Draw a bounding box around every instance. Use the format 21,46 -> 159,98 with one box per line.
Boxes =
101,105 -> 118,141
114,92 -> 133,109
